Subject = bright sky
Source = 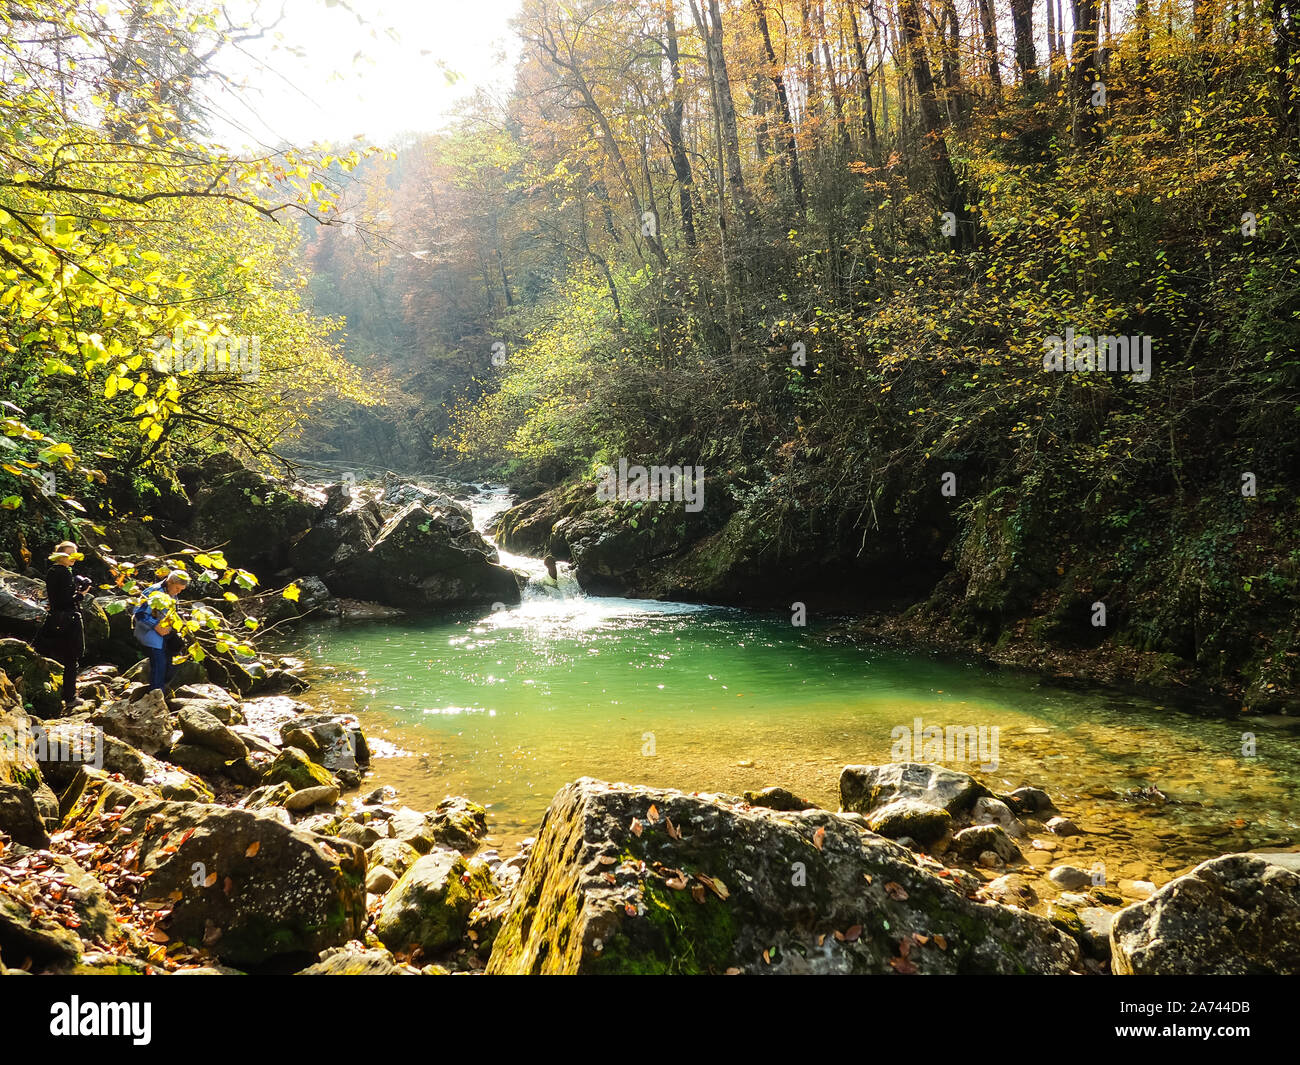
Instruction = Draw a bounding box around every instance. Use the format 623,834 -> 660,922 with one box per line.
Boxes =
205,0 -> 524,151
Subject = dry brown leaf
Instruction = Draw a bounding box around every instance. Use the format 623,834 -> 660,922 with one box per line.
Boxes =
203,872 -> 217,887
812,826 -> 825,850
245,841 -> 260,858
690,883 -> 707,903
147,928 -> 169,943
222,876 -> 233,896
933,934 -> 947,950
762,949 -> 770,964
646,804 -> 659,823
889,955 -> 918,974
630,818 -> 643,837
884,881 -> 909,901
601,872 -> 617,885
664,877 -> 687,890
724,967 -> 741,975
843,924 -> 863,942
596,855 -> 616,866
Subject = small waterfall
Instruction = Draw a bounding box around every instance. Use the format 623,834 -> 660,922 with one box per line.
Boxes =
467,485 -> 583,603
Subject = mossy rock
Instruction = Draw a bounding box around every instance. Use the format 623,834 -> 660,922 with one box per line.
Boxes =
374,850 -> 497,955
0,639 -> 62,717
487,779 -> 1078,975
266,746 -> 337,792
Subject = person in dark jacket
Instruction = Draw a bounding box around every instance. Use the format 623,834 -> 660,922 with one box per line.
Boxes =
36,540 -> 89,711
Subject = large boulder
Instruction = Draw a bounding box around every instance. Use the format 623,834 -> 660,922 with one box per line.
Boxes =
0,671 -> 42,791
188,463 -> 319,572
0,639 -> 62,717
176,705 -> 247,760
840,762 -> 991,818
266,746 -> 338,793
426,796 -> 489,853
279,713 -> 367,776
286,497 -> 384,576
0,784 -> 48,847
864,798 -> 953,846
1110,854 -> 1300,974
113,800 -> 367,967
1,845 -> 122,948
493,483 -> 596,558
486,779 -> 1078,975
327,502 -> 520,610
0,570 -> 47,639
90,688 -> 171,756
374,849 -> 496,955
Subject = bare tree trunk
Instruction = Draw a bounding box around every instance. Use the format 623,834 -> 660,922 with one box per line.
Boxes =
848,2 -> 879,154
662,2 -> 697,248
1011,0 -> 1039,84
816,0 -> 853,151
897,0 -> 967,245
1046,0 -> 1057,72
1070,0 -> 1100,147
691,0 -> 755,227
977,0 -> 1003,98
752,0 -> 808,212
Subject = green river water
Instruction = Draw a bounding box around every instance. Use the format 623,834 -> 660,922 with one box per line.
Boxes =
271,486 -> 1300,900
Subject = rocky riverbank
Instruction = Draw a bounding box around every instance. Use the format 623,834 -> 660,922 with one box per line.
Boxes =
1,463 -> 1297,975
2,652 -> 1298,974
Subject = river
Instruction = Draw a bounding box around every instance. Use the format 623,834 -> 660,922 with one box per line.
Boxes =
273,483 -> 1300,897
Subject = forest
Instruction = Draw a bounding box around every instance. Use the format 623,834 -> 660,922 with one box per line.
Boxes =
1,0 -> 1299,988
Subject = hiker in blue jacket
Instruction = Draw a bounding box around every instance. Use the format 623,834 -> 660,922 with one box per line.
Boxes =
133,569 -> 190,691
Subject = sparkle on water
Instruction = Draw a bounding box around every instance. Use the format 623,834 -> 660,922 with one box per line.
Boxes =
274,484 -> 1300,894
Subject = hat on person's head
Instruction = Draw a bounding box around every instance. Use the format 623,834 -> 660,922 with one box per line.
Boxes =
48,540 -> 84,562
166,569 -> 190,586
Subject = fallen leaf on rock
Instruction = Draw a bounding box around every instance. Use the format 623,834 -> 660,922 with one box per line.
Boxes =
601,872 -> 617,885
724,967 -> 741,975
245,841 -> 260,858
666,818 -> 681,840
177,828 -> 194,846
203,872 -> 217,887
884,881 -> 909,901
813,826 -> 825,850
695,873 -> 729,900
630,818 -> 643,837
647,804 -> 659,823
665,877 -> 687,890
843,924 -> 862,942
889,955 -> 917,974
762,949 -> 770,965
933,934 -> 947,951
690,883 -> 707,903
914,934 -> 929,945
817,933 -> 826,946
597,855 -> 616,866
147,928 -> 169,944
222,877 -> 233,896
